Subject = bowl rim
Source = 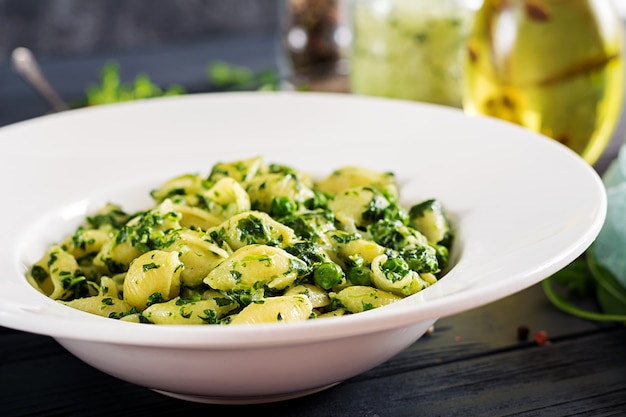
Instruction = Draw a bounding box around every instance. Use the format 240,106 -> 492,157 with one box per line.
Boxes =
0,91 -> 607,348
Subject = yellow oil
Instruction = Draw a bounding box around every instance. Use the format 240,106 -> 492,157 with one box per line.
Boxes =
463,0 -> 625,165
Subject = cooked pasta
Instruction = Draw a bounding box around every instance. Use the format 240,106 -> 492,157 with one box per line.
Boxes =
26,156 -> 454,325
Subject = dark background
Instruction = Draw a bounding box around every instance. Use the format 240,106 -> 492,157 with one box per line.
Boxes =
0,0 -> 280,63
0,0 -> 284,126
1,0 -> 626,170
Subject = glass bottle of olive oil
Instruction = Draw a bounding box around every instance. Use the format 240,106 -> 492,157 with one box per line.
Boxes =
463,0 -> 625,165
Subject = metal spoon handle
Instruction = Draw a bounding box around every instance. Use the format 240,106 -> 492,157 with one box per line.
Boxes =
11,47 -> 69,112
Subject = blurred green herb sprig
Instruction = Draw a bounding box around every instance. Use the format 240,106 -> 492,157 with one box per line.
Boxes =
83,60 -> 279,107
85,62 -> 186,106
543,251 -> 626,323
207,61 -> 279,91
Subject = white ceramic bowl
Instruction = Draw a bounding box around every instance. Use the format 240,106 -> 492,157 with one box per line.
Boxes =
0,92 -> 606,404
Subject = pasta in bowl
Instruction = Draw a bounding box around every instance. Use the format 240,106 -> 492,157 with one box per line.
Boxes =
25,156 -> 454,325
0,92 -> 606,404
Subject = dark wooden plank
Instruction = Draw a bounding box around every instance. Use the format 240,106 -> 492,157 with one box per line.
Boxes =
348,328 -> 626,416
2,319 -> 624,416
2,327 -> 624,416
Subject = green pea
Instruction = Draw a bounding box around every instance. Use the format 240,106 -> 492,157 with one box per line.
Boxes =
313,262 -> 344,290
348,265 -> 372,286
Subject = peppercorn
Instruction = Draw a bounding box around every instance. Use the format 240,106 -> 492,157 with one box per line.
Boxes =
534,330 -> 550,346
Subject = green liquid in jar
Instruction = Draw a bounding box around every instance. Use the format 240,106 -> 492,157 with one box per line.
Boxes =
463,0 -> 625,165
350,0 -> 475,107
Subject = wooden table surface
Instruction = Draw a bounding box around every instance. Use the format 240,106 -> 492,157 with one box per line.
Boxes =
1,32 -> 625,417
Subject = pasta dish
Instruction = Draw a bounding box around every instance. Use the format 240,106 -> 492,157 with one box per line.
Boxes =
26,156 -> 454,325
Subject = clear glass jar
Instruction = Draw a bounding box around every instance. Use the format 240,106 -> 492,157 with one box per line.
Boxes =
463,0 -> 625,165
279,0 -> 352,92
349,0 -> 479,107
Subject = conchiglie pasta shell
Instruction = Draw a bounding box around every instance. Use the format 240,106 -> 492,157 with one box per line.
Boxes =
209,156 -> 264,183
370,254 -> 422,296
27,245 -> 80,300
123,250 -> 182,310
332,237 -> 386,267
94,239 -> 142,273
151,173 -> 207,203
212,211 -> 297,251
164,229 -> 230,287
125,199 -> 182,231
61,227 -> 112,259
172,204 -> 225,230
119,314 -> 142,323
142,297 -> 238,324
99,276 -> 121,298
284,284 -> 330,308
230,294 -> 313,324
245,172 -> 315,212
202,177 -> 251,219
332,285 -> 401,313
203,244 -> 307,291
61,296 -> 132,318
327,187 -> 379,233
316,166 -> 399,201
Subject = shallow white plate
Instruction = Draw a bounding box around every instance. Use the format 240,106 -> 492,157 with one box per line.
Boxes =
0,92 -> 606,404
